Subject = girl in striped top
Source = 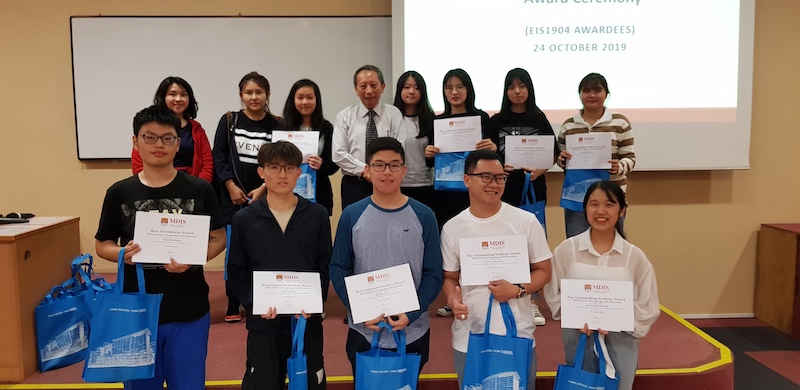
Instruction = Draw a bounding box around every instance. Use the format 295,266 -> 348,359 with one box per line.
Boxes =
557,73 -> 636,238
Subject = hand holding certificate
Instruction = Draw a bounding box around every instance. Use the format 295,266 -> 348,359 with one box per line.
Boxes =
459,235 -> 531,286
560,279 -> 634,332
132,211 -> 210,265
565,133 -> 612,170
433,115 -> 482,153
344,264 -> 420,324
504,135 -> 556,170
272,130 -> 320,163
252,271 -> 323,315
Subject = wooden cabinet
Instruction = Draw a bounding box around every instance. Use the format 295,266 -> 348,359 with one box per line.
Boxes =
0,217 -> 80,382
755,224 -> 800,339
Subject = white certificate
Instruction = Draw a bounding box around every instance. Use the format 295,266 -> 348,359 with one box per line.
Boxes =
344,264 -> 420,324
433,115 -> 482,153
459,235 -> 531,286
560,279 -> 634,332
252,271 -> 323,315
504,135 -> 556,170
272,131 -> 320,163
565,133 -> 612,170
132,212 -> 210,265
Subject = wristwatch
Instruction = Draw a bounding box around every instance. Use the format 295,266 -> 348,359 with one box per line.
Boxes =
515,284 -> 527,299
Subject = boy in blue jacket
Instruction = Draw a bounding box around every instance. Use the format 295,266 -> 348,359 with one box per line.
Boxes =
227,140 -> 332,390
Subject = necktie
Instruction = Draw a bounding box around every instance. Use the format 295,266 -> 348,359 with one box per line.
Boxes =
365,110 -> 378,150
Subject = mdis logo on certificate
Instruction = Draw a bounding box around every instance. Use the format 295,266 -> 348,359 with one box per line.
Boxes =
344,264 -> 420,324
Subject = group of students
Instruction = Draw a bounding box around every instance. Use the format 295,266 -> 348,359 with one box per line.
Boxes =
93,64 -> 659,390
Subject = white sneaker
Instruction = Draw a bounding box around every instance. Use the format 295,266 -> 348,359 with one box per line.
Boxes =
436,305 -> 454,317
531,303 -> 546,326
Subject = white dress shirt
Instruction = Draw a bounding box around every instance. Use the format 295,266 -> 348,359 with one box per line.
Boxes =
332,102 -> 404,176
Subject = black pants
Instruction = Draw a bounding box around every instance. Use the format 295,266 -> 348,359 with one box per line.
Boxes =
340,175 -> 373,211
242,317 -> 326,390
345,327 -> 430,378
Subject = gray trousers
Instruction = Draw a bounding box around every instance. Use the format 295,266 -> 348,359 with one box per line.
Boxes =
453,346 -> 537,390
562,329 -> 639,390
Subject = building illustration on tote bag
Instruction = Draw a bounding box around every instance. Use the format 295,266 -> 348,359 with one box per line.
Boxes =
40,322 -> 88,362
435,158 -> 465,182
86,328 -> 155,368
293,171 -> 315,199
561,178 -> 601,203
465,371 -> 522,390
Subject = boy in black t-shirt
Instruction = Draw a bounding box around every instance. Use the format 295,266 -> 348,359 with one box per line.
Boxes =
95,105 -> 226,390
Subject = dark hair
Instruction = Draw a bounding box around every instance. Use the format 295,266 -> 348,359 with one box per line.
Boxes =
353,65 -> 385,86
239,71 -> 271,112
464,150 -> 503,174
498,68 -> 542,121
393,71 -> 435,139
153,76 -> 199,120
257,140 -> 303,167
578,73 -> 610,95
366,137 -> 405,164
133,105 -> 180,136
582,180 -> 627,238
442,68 -> 478,115
282,79 -> 325,129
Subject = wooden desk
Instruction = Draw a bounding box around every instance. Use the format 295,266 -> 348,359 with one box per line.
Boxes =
755,223 -> 800,339
0,217 -> 80,382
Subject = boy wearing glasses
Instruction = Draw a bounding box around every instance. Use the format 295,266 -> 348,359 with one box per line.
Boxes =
95,105 -> 226,389
440,150 -> 552,389
329,137 -> 443,376
226,141 -> 332,390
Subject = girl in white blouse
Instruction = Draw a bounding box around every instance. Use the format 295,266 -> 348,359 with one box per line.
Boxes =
545,180 -> 659,390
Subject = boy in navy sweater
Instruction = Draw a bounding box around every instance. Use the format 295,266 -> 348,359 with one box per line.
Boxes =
329,137 -> 443,377
227,141 -> 332,390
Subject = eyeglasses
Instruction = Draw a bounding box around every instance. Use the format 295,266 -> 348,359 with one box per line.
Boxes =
140,133 -> 178,146
369,162 -> 404,172
266,164 -> 299,174
466,173 -> 509,184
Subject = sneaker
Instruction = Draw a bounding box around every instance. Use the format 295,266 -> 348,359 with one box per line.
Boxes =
531,303 -> 546,326
436,305 -> 454,317
225,306 -> 242,323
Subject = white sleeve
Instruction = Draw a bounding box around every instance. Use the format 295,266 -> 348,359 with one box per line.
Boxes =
631,249 -> 660,338
441,225 -> 460,273
332,109 -> 366,175
544,241 -> 569,320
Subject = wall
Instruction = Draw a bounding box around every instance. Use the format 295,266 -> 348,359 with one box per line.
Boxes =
0,0 -> 797,316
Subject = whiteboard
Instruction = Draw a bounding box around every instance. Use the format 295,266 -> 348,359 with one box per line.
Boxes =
71,16 -> 392,160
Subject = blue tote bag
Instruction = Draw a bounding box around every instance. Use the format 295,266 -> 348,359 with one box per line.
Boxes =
288,316 -> 309,390
554,333 -> 619,390
35,283 -> 90,372
520,172 -> 546,233
293,163 -> 318,202
560,169 -> 609,211
355,322 -> 421,390
82,249 -> 162,383
463,295 -> 533,390
434,152 -> 469,192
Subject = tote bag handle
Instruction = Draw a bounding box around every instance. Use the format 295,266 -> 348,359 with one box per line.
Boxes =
291,316 -> 307,358
520,172 -> 538,205
370,321 -> 407,355
115,248 -> 146,295
572,333 -> 617,380
483,294 -> 518,337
